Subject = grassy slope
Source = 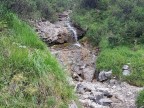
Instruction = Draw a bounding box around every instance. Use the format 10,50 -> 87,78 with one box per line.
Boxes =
97,43 -> 144,86
0,14 -> 74,108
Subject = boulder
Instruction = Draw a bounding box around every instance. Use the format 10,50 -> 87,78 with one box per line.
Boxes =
98,70 -> 112,82
83,67 -> 95,82
35,21 -> 72,45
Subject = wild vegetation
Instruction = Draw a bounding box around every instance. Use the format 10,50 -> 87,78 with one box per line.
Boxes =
72,0 -> 144,46
0,4 -> 74,107
1,0 -> 73,22
1,0 -> 144,107
72,0 -> 144,107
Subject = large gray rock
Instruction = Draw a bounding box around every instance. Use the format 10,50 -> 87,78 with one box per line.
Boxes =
35,21 -> 72,45
83,67 -> 95,82
98,70 -> 112,82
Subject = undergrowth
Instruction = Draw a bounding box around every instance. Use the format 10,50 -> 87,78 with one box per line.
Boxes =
0,13 -> 74,107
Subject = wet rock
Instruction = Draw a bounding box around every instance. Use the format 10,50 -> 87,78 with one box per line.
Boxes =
98,70 -> 112,82
73,23 -> 87,40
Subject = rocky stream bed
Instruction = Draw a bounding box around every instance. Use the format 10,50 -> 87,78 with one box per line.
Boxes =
32,11 -> 143,108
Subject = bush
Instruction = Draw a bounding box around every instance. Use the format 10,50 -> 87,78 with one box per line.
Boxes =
1,0 -> 70,21
72,0 -> 144,47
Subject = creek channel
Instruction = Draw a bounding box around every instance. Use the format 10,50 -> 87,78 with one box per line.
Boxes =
34,11 -> 143,108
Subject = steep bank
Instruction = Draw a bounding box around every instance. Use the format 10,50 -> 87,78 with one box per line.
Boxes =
0,14 -> 74,107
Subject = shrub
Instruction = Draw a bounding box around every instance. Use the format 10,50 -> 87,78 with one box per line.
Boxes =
73,0 -> 144,47
2,0 -> 77,21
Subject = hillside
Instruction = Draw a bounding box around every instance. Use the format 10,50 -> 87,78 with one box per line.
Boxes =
0,0 -> 144,108
0,12 -> 75,107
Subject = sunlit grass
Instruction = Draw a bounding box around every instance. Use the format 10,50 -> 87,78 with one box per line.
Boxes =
0,14 -> 74,107
97,43 -> 144,86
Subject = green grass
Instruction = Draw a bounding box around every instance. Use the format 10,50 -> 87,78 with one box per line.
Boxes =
136,90 -> 144,108
97,40 -> 144,86
0,14 -> 74,107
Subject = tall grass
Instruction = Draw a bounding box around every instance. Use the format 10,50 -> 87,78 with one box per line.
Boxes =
0,13 -> 74,107
136,90 -> 144,108
97,42 -> 144,86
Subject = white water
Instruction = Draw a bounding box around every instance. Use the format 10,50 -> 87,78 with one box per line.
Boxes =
66,17 -> 81,47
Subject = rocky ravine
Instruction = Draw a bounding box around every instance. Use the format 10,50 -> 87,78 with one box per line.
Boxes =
34,11 -> 143,108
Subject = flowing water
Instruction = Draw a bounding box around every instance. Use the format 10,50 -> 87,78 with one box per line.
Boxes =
66,17 -> 81,47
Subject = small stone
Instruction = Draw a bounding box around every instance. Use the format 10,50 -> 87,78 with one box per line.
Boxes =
103,92 -> 113,98
123,65 -> 129,70
76,83 -> 85,94
123,70 -> 130,76
80,64 -> 86,69
99,98 -> 113,106
90,102 -> 108,108
72,73 -> 83,81
83,94 -> 89,99
112,85 -> 116,89
109,79 -> 118,86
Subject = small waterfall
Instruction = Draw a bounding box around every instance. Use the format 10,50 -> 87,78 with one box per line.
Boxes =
66,17 -> 81,47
